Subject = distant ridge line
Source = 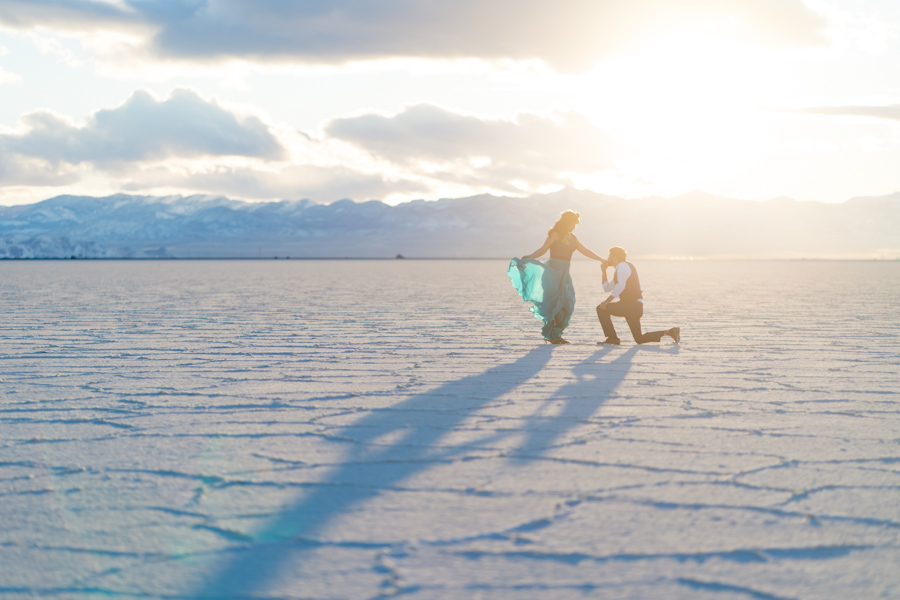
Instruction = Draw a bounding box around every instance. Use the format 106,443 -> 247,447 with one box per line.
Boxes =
1,189 -> 898,260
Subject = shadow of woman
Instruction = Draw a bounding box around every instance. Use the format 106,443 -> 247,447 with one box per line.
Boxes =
197,346 -> 556,597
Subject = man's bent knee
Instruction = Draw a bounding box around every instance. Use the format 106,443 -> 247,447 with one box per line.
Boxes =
596,304 -> 607,314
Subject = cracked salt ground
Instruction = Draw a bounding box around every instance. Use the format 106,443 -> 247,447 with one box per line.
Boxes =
1,259 -> 899,599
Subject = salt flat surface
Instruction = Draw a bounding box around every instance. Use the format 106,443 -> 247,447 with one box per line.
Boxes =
1,259 -> 899,600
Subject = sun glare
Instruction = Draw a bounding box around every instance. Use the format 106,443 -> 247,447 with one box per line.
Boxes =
578,35 -> 782,187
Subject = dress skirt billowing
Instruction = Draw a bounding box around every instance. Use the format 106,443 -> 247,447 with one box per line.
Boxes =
507,257 -> 575,340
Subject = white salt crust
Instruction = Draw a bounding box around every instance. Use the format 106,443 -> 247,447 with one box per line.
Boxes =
1,259 -> 899,599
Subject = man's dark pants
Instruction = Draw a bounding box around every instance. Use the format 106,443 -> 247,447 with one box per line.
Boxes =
596,300 -> 666,344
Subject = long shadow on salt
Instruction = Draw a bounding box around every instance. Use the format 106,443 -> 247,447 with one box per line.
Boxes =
197,344 -> 642,597
511,345 -> 642,460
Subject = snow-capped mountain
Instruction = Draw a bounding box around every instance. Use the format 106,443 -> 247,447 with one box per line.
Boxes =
1,190 -> 898,259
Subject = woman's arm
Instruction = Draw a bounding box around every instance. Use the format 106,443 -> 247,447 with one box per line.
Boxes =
522,234 -> 556,259
575,237 -> 608,265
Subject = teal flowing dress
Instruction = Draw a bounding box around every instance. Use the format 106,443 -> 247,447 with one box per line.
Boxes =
507,257 -> 575,340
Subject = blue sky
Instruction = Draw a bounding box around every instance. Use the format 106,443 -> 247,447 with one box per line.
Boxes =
1,0 -> 899,205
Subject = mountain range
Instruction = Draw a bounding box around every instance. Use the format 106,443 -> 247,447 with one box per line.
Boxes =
1,189 -> 898,259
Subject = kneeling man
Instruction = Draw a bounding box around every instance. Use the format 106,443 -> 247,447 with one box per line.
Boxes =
596,246 -> 680,345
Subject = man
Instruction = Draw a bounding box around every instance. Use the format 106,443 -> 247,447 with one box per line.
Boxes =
596,246 -> 680,345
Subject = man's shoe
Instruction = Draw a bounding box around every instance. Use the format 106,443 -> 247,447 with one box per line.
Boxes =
669,327 -> 680,343
597,337 -> 620,345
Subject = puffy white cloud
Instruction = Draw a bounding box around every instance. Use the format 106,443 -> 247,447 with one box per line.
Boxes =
0,87 -> 296,202
120,163 -> 429,203
0,0 -> 829,71
0,45 -> 19,83
0,65 -> 21,85
0,88 -> 285,172
325,104 -> 621,192
0,149 -> 79,186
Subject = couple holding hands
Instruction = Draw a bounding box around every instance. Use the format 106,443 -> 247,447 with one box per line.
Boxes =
508,210 -> 680,346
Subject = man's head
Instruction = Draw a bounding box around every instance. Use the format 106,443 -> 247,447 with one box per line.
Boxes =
607,246 -> 627,266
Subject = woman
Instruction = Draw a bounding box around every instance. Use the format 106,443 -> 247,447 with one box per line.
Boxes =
507,210 -> 607,344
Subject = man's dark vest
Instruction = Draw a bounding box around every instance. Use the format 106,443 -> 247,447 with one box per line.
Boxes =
614,261 -> 643,302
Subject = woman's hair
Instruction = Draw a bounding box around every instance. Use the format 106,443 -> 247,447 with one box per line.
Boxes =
548,210 -> 580,237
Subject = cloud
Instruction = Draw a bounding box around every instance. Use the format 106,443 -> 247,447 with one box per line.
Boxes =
120,164 -> 429,203
0,66 -> 21,85
788,105 -> 900,121
1,88 -> 285,171
0,96 -> 627,201
0,149 -> 79,186
0,0 -> 830,71
0,0 -> 138,30
325,104 -> 621,192
0,87 -> 432,201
